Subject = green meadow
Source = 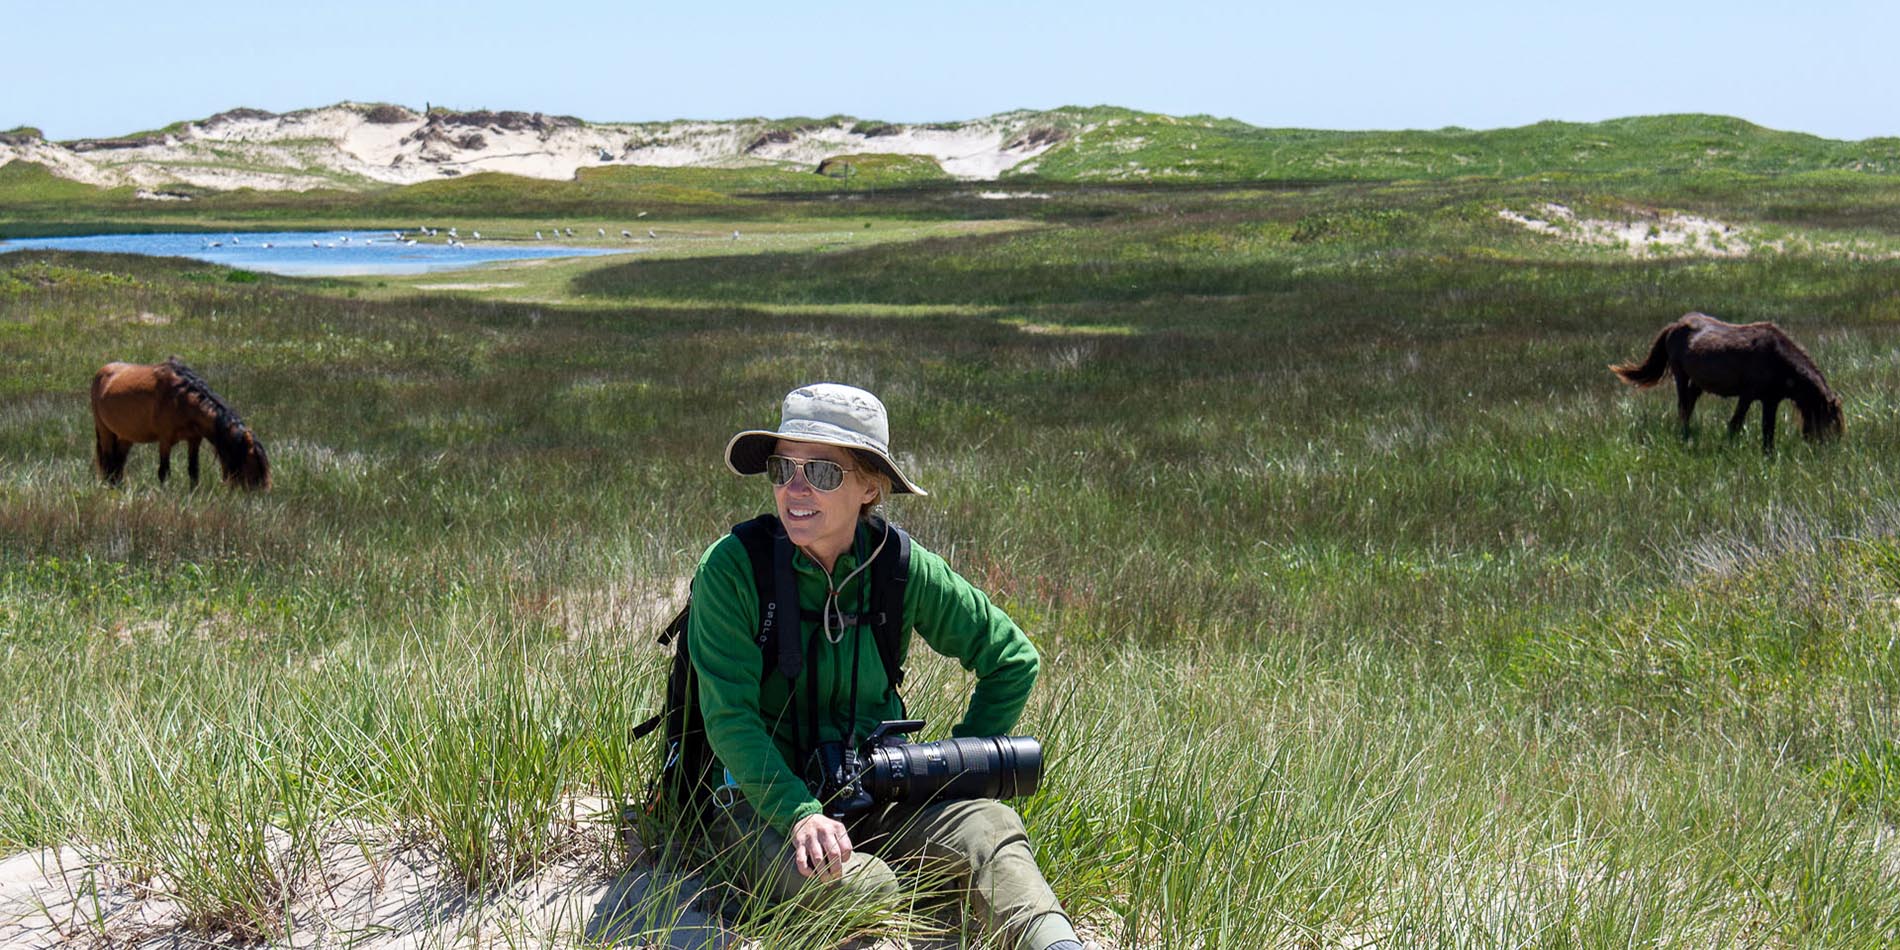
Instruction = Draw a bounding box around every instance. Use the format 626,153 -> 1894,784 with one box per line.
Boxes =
3,128 -> 1900,946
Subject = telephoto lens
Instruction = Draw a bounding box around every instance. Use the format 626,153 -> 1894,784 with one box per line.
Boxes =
863,735 -> 1043,806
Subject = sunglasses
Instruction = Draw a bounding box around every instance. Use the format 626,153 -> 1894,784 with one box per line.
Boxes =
766,455 -> 854,492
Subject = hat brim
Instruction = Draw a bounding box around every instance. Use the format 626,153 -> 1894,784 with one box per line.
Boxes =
725,430 -> 927,496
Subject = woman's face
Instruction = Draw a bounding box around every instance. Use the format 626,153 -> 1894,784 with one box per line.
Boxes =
771,438 -> 878,566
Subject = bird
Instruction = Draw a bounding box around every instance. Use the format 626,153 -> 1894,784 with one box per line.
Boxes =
392,230 -> 402,239
637,211 -> 648,218
621,229 -> 632,239
471,231 -> 481,240
260,242 -> 273,249
535,231 -> 543,240
448,227 -> 458,237
312,240 -> 320,247
597,228 -> 606,237
230,236 -> 240,245
565,227 -> 574,237
731,230 -> 741,240
647,229 -> 657,239
404,239 -> 417,246
340,236 -> 350,244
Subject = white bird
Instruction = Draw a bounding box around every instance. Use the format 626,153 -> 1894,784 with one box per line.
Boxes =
637,211 -> 648,218
597,228 -> 606,237
647,229 -> 656,239
731,230 -> 741,240
535,231 -> 544,240
260,242 -> 273,248
565,227 -> 574,237
365,239 -> 375,245
448,227 -> 458,237
621,229 -> 632,239
327,242 -> 337,248
392,231 -> 402,239
312,240 -> 320,247
230,236 -> 240,245
404,239 -> 417,246
341,236 -> 350,244
471,231 -> 481,240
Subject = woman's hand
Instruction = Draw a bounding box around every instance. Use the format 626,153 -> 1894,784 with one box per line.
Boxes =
789,813 -> 853,881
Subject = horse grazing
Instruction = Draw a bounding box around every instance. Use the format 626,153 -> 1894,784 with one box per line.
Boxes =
1611,312 -> 1842,453
90,357 -> 271,489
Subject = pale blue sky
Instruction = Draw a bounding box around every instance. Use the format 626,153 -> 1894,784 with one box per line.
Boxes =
6,0 -> 1896,141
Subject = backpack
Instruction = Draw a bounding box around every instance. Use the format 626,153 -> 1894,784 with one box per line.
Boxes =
633,513 -> 912,827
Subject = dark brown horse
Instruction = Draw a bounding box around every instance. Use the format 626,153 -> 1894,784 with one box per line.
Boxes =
91,357 -> 271,489
1611,312 -> 1842,453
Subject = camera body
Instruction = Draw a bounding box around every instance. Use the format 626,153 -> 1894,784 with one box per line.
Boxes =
806,719 -> 1043,821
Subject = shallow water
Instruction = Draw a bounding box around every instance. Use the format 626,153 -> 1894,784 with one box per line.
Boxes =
0,231 -> 627,277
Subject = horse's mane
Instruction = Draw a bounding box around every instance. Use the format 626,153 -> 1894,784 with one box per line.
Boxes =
162,356 -> 248,437
1763,325 -> 1836,398
1759,324 -> 1844,434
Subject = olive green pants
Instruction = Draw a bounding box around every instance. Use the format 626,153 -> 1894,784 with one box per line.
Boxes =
708,796 -> 1079,950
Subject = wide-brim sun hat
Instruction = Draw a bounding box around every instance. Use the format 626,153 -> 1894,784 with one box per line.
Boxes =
725,383 -> 928,496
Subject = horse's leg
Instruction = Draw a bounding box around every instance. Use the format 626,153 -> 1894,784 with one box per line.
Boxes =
157,439 -> 173,485
1761,399 -> 1779,454
96,427 -> 128,486
1674,378 -> 1702,440
1726,398 -> 1753,439
188,439 -> 201,488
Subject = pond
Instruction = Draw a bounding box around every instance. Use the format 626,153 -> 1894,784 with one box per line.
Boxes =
0,230 -> 629,277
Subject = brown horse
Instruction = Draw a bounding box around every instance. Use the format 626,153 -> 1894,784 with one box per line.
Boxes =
91,357 -> 271,489
1611,312 -> 1842,453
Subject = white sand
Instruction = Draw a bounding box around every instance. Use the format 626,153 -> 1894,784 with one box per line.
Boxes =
0,795 -> 1122,948
0,801 -> 743,950
1498,202 -> 1753,256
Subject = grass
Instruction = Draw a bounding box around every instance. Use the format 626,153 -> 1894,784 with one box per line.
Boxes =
2,158 -> 1900,946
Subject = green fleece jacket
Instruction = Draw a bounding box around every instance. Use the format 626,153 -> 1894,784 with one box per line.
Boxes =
688,517 -> 1040,834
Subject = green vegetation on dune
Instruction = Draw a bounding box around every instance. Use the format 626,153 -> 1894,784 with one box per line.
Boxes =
2,145 -> 1900,945
1018,112 -> 1900,182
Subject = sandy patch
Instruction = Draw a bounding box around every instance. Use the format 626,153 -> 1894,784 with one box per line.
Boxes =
0,799 -> 742,950
1498,202 -> 1752,256
549,573 -> 690,644
0,810 -> 1125,949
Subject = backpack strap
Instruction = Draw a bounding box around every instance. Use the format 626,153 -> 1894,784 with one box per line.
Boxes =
733,514 -> 802,681
734,512 -> 908,690
866,515 -> 912,691
630,601 -> 692,741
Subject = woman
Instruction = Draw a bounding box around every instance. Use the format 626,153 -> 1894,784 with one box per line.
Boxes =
689,383 -> 1084,950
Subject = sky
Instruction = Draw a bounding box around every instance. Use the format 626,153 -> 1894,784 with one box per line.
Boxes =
6,0 -> 1897,141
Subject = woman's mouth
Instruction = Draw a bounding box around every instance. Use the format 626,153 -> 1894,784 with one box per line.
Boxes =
786,507 -> 818,520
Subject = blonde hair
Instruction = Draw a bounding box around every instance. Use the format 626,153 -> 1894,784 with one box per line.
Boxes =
850,449 -> 894,519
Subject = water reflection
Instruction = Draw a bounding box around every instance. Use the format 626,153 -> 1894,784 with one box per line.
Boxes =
0,230 -> 628,277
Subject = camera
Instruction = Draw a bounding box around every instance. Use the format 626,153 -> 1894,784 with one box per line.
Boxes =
805,719 -> 1043,821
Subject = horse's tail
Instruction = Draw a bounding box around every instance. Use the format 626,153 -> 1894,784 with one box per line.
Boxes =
90,365 -> 126,483
1610,323 -> 1676,388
